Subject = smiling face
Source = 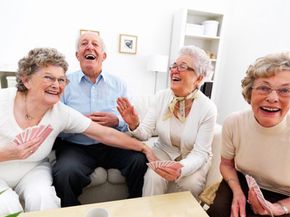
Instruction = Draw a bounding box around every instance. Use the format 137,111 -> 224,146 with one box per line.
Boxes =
76,32 -> 106,81
170,54 -> 203,97
251,71 -> 290,127
23,65 -> 67,107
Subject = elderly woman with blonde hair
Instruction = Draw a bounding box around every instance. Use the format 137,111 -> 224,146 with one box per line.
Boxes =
117,45 -> 217,197
208,52 -> 290,217
0,48 -> 156,216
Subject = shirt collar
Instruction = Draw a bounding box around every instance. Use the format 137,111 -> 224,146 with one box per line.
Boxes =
77,70 -> 107,84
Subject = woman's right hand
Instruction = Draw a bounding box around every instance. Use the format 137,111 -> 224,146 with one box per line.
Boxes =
117,97 -> 140,130
230,189 -> 247,217
0,137 -> 42,161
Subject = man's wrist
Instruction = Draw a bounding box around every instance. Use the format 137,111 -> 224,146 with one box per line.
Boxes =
141,143 -> 148,153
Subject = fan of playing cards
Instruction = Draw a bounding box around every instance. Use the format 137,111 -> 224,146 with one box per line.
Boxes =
146,160 -> 182,170
246,174 -> 277,217
13,124 -> 53,145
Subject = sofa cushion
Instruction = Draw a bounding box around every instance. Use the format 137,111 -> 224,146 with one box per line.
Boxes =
107,169 -> 126,184
204,124 -> 222,188
87,167 -> 108,187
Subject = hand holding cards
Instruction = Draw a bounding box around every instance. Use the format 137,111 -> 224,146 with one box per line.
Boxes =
13,124 -> 53,145
245,175 -> 286,217
147,160 -> 182,170
147,160 -> 183,181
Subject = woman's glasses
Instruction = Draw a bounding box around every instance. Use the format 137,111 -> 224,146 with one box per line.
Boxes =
252,85 -> 290,97
42,75 -> 70,87
169,63 -> 195,72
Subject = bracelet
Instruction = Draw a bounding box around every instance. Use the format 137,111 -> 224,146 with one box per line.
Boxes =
277,202 -> 289,215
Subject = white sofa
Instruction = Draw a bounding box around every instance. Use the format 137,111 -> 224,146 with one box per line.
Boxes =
77,124 -> 222,204
51,96 -> 222,204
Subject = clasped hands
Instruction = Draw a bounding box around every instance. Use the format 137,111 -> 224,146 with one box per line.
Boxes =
86,112 -> 119,128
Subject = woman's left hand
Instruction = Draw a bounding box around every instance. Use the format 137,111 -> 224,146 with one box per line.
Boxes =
248,188 -> 287,216
248,188 -> 271,215
154,163 -> 183,181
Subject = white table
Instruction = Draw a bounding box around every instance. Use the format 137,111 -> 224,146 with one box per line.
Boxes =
20,191 -> 209,217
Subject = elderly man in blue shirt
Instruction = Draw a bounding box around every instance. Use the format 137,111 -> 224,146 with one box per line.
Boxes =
52,32 -> 148,207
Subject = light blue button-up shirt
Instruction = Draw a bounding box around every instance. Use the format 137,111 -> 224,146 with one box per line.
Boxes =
60,70 -> 128,145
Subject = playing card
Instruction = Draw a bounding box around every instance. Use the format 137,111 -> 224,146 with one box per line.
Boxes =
15,134 -> 23,144
245,175 -> 273,216
29,126 -> 40,140
23,127 -> 30,142
14,124 -> 53,145
39,125 -> 53,142
35,125 -> 47,138
147,160 -> 181,170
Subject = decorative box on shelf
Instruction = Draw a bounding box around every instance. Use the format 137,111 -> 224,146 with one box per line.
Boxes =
185,23 -> 204,36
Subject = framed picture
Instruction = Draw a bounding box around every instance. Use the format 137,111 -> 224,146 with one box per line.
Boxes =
119,34 -> 137,54
80,29 -> 100,36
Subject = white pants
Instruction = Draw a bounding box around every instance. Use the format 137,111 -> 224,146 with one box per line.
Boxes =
0,161 -> 60,216
142,146 -> 211,197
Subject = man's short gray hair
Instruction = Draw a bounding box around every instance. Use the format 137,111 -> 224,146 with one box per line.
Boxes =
75,31 -> 106,52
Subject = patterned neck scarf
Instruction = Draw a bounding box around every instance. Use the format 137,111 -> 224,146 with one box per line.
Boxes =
163,89 -> 198,122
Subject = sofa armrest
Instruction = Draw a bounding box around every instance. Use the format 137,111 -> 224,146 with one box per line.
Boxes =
198,124 -> 222,206
205,124 -> 222,188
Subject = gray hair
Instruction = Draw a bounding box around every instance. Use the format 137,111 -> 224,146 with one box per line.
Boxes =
178,45 -> 213,78
241,52 -> 290,104
75,31 -> 106,52
16,48 -> 68,92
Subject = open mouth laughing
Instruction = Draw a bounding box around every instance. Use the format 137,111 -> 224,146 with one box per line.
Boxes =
45,89 -> 61,96
85,54 -> 96,60
260,106 -> 280,113
172,75 -> 181,82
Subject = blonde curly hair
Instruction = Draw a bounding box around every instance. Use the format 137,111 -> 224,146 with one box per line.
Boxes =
16,48 -> 68,92
241,52 -> 290,104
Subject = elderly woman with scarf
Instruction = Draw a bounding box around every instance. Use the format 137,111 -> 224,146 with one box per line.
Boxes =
117,45 -> 217,197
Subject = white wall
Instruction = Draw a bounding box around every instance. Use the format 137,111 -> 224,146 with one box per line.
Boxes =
5,0 -> 290,124
0,0 -> 228,98
214,0 -> 290,123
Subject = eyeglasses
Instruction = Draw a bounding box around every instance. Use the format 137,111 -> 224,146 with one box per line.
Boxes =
252,85 -> 290,97
169,63 -> 195,72
42,75 -> 70,86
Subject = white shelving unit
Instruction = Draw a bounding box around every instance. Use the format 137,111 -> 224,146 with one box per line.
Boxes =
169,8 -> 224,99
